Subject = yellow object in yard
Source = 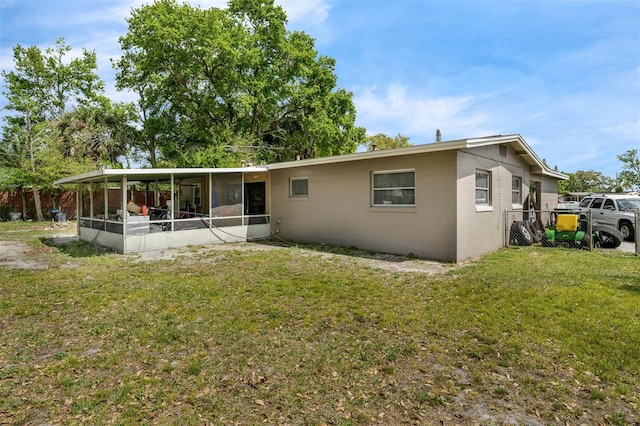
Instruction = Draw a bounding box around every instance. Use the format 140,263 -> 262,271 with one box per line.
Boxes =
556,214 -> 578,232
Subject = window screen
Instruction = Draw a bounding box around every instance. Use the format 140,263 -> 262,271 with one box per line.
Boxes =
476,171 -> 491,205
372,170 -> 415,206
290,177 -> 308,197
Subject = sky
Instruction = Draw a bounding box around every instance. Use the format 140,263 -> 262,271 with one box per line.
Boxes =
1,0 -> 639,177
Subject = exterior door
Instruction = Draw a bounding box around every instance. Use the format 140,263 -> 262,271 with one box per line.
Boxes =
244,182 -> 266,222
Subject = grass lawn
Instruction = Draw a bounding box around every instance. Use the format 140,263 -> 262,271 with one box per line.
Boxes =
0,221 -> 638,425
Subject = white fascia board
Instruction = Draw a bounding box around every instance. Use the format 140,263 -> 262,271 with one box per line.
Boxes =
266,133 -> 568,181
54,166 -> 269,185
266,139 -> 471,170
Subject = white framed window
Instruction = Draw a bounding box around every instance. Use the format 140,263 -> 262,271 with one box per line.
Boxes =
512,176 -> 522,205
372,169 -> 415,206
475,170 -> 491,206
289,177 -> 308,197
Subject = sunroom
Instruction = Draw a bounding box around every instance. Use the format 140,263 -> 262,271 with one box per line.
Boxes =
54,167 -> 272,253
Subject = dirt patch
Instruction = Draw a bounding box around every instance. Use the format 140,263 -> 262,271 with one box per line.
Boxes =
0,240 -> 48,270
0,227 -> 459,276
0,222 -> 77,270
130,242 -> 460,275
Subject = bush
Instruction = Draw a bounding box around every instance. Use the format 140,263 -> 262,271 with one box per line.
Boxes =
0,204 -> 12,221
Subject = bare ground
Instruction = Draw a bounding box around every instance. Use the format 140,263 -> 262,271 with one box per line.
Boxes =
0,225 -> 460,276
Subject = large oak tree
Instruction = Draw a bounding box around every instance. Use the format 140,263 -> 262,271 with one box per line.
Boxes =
115,0 -> 364,167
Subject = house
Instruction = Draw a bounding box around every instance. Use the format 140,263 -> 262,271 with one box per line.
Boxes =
54,134 -> 567,262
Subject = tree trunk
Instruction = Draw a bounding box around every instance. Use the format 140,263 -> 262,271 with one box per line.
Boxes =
20,191 -> 28,219
32,187 -> 44,221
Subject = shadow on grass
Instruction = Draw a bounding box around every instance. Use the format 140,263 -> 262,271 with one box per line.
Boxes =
256,237 -> 429,264
40,236 -> 112,258
619,283 -> 640,294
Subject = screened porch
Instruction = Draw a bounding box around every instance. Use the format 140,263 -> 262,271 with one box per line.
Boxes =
54,167 -> 272,253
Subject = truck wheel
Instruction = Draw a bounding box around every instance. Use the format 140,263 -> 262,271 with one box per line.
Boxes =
619,221 -> 634,242
593,225 -> 623,248
510,221 -> 534,246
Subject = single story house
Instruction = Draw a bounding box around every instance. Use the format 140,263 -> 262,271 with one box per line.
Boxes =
54,134 -> 567,262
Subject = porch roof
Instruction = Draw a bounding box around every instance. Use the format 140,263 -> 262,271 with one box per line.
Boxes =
54,166 -> 269,185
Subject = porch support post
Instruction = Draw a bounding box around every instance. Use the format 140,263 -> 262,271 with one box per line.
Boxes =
89,182 -> 94,218
170,173 -> 175,232
155,180 -> 159,206
122,175 -> 128,252
208,173 -> 212,228
103,177 -> 108,229
241,172 -> 245,226
76,183 -> 81,234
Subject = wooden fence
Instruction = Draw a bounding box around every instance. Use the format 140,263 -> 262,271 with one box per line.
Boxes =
0,190 -> 77,221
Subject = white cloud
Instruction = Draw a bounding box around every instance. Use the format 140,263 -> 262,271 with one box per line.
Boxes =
354,84 -> 496,143
276,0 -> 330,24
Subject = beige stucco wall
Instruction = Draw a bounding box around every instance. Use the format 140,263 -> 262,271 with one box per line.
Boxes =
271,144 -> 561,263
270,151 -> 459,261
456,146 -> 518,261
538,176 -> 560,212
455,144 -> 559,261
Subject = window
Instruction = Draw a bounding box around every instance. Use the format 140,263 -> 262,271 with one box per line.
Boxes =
512,176 -> 522,204
591,198 -> 604,209
372,170 -> 415,206
579,197 -> 592,208
475,170 -> 491,205
290,177 -> 308,197
603,199 -> 615,210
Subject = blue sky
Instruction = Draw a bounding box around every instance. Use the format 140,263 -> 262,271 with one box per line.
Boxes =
1,0 -> 638,177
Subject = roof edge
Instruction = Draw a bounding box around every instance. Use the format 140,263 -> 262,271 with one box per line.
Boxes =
267,134 -> 569,180
53,166 -> 269,185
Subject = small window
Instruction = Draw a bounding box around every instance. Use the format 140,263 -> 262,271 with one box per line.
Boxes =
289,177 -> 308,197
372,170 -> 415,206
512,176 -> 522,204
476,170 -> 491,205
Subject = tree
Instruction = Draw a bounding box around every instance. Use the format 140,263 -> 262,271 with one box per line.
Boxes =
1,39 -> 105,220
56,97 -> 136,167
114,0 -> 364,167
363,133 -> 411,151
617,149 -> 640,191
0,121 -> 33,218
562,170 -> 616,193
